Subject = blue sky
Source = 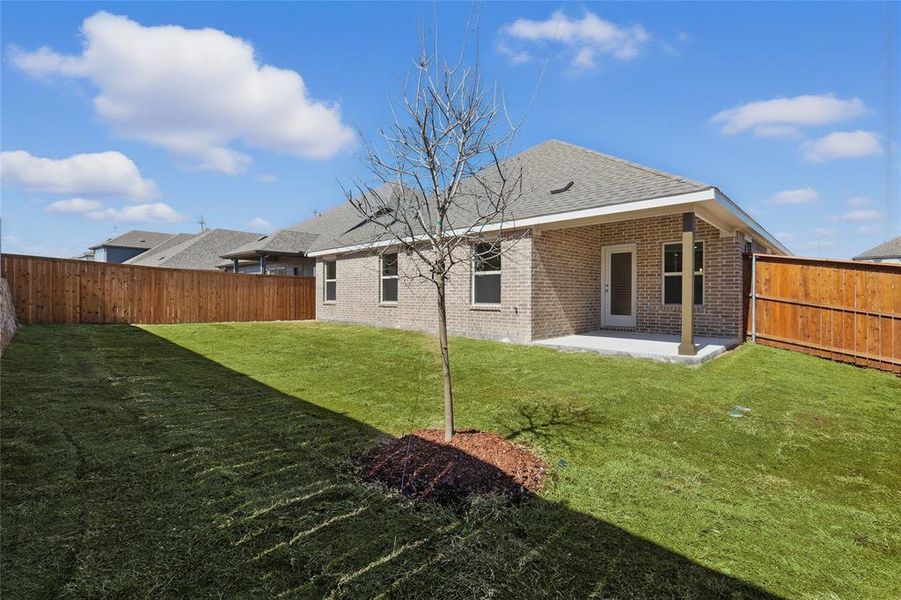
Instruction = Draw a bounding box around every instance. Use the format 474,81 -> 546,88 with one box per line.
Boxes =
1,1 -> 898,258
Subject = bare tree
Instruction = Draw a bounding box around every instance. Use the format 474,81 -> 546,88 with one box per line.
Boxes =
345,29 -> 524,442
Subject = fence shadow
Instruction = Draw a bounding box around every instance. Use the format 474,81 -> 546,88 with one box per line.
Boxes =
1,324 -> 779,598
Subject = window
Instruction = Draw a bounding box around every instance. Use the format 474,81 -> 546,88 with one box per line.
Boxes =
662,241 -> 703,305
267,266 -> 287,276
380,253 -> 398,303
472,242 -> 501,305
324,260 -> 336,301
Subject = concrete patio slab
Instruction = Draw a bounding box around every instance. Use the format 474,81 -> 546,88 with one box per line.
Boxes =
532,330 -> 739,365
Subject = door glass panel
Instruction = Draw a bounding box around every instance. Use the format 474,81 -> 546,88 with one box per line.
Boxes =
610,252 -> 632,316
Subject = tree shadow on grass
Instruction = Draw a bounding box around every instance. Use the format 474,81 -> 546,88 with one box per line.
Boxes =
503,398 -> 607,450
1,324 -> 779,598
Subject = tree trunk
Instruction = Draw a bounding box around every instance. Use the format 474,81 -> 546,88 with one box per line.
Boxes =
436,277 -> 454,442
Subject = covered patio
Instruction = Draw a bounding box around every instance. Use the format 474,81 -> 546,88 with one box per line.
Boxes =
532,330 -> 738,365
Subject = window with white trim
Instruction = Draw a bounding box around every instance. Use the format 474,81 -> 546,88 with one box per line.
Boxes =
662,241 -> 703,305
380,252 -> 398,303
324,260 -> 336,301
472,242 -> 501,305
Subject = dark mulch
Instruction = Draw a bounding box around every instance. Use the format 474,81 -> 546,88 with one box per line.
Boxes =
359,428 -> 546,503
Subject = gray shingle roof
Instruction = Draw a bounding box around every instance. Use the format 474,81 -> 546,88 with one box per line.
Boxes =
89,229 -> 174,250
125,229 -> 261,270
220,229 -> 321,259
125,233 -> 197,264
853,235 -> 901,260
468,139 -> 710,221
299,139 -> 712,254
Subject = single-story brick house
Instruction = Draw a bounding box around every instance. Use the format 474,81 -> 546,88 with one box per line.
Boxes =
296,140 -> 790,349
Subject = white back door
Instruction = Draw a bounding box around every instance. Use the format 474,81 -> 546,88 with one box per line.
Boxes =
602,244 -> 637,328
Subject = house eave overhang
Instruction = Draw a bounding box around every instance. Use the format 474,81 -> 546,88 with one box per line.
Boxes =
219,248 -> 307,260
307,187 -> 791,258
711,188 -> 791,255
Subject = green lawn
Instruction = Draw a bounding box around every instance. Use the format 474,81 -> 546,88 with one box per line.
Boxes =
2,322 -> 898,598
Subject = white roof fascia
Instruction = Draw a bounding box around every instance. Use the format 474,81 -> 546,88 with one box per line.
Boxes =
712,188 -> 791,255
307,189 -> 717,257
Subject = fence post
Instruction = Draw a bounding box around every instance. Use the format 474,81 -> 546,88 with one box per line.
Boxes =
750,254 -> 757,343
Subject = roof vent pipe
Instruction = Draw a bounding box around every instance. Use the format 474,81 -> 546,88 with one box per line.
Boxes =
550,181 -> 574,194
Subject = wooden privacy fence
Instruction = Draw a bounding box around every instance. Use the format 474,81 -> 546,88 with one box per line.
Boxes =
747,254 -> 900,373
1,254 -> 315,325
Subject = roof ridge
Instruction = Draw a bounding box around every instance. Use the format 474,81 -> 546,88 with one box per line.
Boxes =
537,139 -> 711,189
206,227 -> 263,235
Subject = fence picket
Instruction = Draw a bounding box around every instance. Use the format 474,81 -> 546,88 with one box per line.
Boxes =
1,254 -> 315,325
747,254 -> 899,373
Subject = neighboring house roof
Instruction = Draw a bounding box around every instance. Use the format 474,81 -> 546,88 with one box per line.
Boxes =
125,229 -> 261,270
853,235 -> 901,260
89,229 -> 174,250
125,233 -> 198,264
299,139 -> 788,256
220,229 -> 321,259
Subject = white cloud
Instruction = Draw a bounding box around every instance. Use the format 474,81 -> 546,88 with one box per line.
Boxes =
496,41 -> 533,65
257,174 -> 277,184
1,150 -> 157,198
847,197 -> 872,208
829,209 -> 883,223
10,12 -> 355,174
769,187 -> 819,205
45,198 -> 103,214
802,131 -> 883,162
85,202 -> 185,223
572,47 -> 597,71
44,196 -> 184,223
499,10 -> 649,70
814,227 -> 838,237
711,94 -> 866,136
247,217 -> 274,231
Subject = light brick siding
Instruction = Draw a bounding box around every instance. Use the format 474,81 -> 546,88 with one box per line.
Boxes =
316,214 -> 746,342
531,215 -> 745,340
315,233 -> 534,342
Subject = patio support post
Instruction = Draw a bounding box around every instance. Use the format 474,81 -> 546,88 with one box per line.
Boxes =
232,258 -> 239,273
678,212 -> 697,356
259,254 -> 267,275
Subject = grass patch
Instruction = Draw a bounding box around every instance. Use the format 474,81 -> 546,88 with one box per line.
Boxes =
2,322 -> 899,598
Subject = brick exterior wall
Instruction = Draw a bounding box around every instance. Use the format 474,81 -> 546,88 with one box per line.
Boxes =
315,214 -> 746,342
531,215 -> 745,340
315,232 -> 534,342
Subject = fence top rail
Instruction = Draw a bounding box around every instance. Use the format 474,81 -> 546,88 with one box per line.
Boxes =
1,253 -> 315,281
753,253 -> 901,271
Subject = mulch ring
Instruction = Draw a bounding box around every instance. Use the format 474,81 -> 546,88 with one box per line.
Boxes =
359,428 -> 546,503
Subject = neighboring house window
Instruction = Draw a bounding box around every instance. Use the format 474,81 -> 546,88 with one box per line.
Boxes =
472,242 -> 501,305
324,260 -> 337,301
380,252 -> 398,303
94,247 -> 107,262
662,241 -> 703,305
267,266 -> 287,276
